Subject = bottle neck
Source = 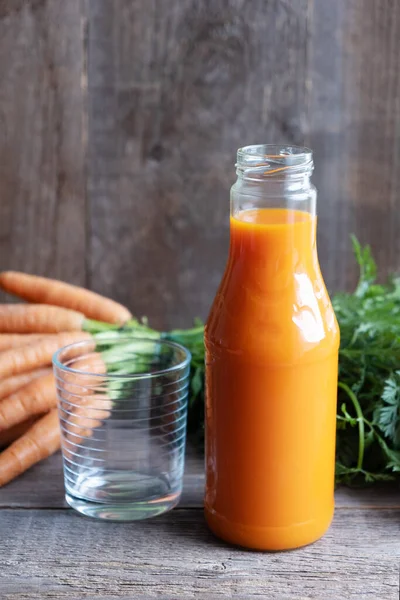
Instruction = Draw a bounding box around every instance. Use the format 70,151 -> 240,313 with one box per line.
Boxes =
231,174 -> 316,218
229,176 -> 318,272
232,144 -> 316,218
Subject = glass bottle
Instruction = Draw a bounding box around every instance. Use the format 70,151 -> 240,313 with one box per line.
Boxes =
204,145 -> 340,550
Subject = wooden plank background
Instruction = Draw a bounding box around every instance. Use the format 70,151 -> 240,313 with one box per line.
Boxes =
0,451 -> 399,598
1,507 -> 399,599
1,0 -> 400,329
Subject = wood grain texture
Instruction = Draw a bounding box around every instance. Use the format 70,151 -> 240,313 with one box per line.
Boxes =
87,0 -> 309,329
0,447 -> 205,508
308,0 -> 400,292
0,507 -> 399,599
306,0 -> 351,291
0,0 -> 87,291
0,1 -> 400,324
0,449 -> 399,598
1,447 -> 400,510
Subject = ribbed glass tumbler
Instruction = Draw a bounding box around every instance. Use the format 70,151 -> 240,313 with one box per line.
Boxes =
53,337 -> 191,521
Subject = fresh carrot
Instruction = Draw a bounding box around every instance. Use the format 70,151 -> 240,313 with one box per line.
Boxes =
0,417 -> 38,449
57,351 -> 107,377
0,272 -> 132,324
56,354 -> 108,457
60,394 -> 111,460
0,368 -> 52,400
0,334 -> 51,352
0,305 -> 84,333
0,373 -> 57,430
0,331 -> 92,380
0,409 -> 60,487
55,352 -> 107,399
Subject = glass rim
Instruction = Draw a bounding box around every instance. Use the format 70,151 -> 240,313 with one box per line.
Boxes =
237,144 -> 312,161
52,337 -> 192,380
236,144 -> 313,176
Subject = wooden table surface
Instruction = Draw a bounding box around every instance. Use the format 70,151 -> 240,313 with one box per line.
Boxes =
0,449 -> 399,600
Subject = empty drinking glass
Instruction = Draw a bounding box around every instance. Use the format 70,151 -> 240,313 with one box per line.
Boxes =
53,337 -> 191,521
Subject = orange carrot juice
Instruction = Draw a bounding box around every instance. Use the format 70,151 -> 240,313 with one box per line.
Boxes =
205,207 -> 340,550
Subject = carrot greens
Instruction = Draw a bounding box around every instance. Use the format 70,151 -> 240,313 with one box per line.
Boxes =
91,237 -> 400,486
333,237 -> 400,484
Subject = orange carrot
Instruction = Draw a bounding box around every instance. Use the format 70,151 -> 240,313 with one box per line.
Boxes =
0,305 -> 84,333
0,334 -> 51,352
0,368 -> 52,400
60,394 -> 111,460
0,272 -> 132,324
55,352 -> 107,399
55,354 -> 108,456
0,417 -> 39,448
0,331 -> 92,379
0,409 -> 60,486
0,373 -> 57,430
56,351 -> 107,378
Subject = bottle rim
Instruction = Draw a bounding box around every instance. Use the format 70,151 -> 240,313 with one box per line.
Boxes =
236,145 -> 313,179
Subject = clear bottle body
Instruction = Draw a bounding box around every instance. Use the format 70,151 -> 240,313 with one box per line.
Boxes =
204,145 -> 340,550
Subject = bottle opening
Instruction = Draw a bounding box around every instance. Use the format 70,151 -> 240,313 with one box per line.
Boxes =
236,145 -> 313,179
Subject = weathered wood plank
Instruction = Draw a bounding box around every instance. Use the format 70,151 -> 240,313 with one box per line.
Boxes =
0,447 -> 205,509
0,0 -> 400,323
1,0 -> 400,323
306,0 -> 350,291
87,0 -> 400,326
308,0 -> 400,291
1,447 -> 399,510
0,507 -> 398,599
87,0 -> 309,329
0,0 -> 87,289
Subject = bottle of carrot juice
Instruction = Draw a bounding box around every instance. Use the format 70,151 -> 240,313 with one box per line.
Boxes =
204,145 -> 340,550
